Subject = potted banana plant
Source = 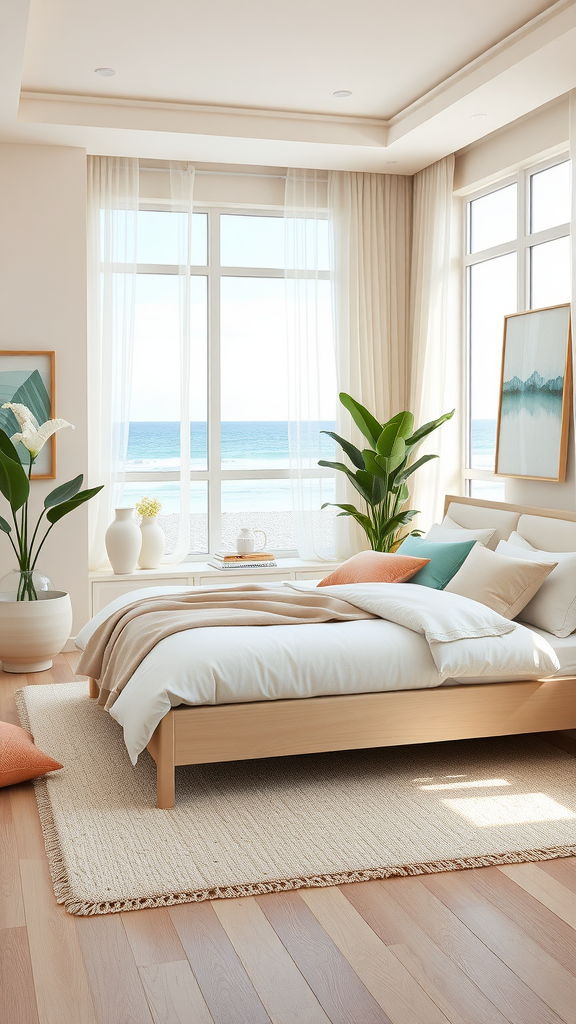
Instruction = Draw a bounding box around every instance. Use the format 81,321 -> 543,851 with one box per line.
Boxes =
319,393 -> 454,552
0,403 -> 103,672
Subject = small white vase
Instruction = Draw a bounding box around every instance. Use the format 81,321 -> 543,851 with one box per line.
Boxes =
105,508 -> 142,575
0,591 -> 73,672
138,516 -> 165,569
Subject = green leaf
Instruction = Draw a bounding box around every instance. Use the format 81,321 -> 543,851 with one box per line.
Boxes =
397,482 -> 409,504
46,485 -> 104,524
405,409 -> 454,450
376,421 -> 408,458
362,450 -> 388,481
318,461 -> 372,504
394,453 -> 438,486
0,514 -> 11,534
322,502 -> 374,536
379,509 -> 419,539
384,411 -> 415,439
375,450 -> 405,475
0,428 -> 21,465
339,393 -> 382,448
0,449 -> 30,511
320,431 -> 365,470
44,474 -> 84,509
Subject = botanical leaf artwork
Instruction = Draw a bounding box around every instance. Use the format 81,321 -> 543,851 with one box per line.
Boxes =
0,369 -> 51,469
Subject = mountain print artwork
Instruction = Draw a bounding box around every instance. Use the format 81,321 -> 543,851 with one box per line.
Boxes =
496,305 -> 571,481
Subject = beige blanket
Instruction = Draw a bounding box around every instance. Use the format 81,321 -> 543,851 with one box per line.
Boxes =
77,584 -> 375,710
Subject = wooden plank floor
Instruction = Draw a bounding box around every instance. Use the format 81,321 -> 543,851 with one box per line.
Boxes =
2,654 -> 576,1024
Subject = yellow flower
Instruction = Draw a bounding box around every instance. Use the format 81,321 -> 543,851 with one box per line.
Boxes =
135,496 -> 162,519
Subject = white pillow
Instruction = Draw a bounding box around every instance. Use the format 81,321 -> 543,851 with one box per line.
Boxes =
445,543 -> 557,619
426,516 -> 496,547
497,533 -> 576,637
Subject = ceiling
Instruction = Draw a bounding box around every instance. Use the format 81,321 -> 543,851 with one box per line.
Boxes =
1,0 -> 576,172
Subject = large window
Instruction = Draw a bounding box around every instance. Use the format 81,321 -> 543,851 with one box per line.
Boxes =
125,208 -> 335,556
464,158 -> 571,499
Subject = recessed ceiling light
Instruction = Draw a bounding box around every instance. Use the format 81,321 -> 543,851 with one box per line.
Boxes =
333,90 -> 352,98
470,113 -> 487,121
95,67 -> 116,77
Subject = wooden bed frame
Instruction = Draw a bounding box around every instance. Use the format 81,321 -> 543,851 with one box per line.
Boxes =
89,495 -> 576,807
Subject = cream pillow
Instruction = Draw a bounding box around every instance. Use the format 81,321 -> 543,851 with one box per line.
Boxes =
426,516 -> 496,547
497,533 -> 576,637
445,543 -> 557,619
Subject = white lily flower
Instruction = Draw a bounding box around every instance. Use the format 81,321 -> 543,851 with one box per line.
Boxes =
2,402 -> 74,459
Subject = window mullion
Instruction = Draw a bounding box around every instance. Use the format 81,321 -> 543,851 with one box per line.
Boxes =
208,210 -> 221,554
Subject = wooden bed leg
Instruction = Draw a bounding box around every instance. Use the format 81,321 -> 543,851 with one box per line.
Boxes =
88,677 -> 99,699
155,713 -> 176,809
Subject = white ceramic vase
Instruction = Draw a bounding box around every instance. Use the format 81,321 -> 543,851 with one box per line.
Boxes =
138,516 -> 165,569
105,508 -> 142,575
0,591 -> 73,673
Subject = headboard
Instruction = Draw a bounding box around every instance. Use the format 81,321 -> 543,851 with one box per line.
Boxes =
443,495 -> 576,552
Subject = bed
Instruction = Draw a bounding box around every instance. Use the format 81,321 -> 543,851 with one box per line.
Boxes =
79,496 -> 576,807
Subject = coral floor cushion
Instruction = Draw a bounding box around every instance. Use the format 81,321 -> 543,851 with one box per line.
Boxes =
0,721 -> 63,787
318,550 -> 430,586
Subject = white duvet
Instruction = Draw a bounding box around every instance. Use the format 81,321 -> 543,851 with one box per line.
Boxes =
76,581 -> 560,763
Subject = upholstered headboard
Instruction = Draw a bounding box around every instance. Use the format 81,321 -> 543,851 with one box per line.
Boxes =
443,495 -> 576,553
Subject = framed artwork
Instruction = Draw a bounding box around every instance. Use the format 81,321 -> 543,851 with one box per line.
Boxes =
0,351 -> 56,479
495,304 -> 572,482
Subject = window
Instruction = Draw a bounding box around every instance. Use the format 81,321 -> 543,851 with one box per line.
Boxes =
464,157 -> 571,500
126,208 -> 335,556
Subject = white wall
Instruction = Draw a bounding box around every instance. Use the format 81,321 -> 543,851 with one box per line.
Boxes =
454,96 -> 569,195
0,143 -> 89,630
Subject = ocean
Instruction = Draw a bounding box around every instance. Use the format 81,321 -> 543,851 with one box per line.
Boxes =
125,419 -> 497,514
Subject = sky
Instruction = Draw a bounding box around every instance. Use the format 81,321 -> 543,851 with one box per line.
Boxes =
130,212 -> 335,422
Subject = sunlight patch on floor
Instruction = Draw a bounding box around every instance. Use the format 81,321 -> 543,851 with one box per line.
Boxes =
444,792 -> 576,827
420,777 -> 510,792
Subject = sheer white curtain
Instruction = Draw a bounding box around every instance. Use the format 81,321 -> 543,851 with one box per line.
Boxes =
87,156 -> 139,570
285,169 -> 337,559
167,162 -> 195,563
408,155 -> 461,530
87,158 -> 196,568
328,171 -> 412,558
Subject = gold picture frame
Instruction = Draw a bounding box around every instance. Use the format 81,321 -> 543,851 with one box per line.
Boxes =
0,350 -> 56,479
495,304 -> 572,482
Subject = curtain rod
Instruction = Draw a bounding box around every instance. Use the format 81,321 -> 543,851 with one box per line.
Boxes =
140,167 -> 287,180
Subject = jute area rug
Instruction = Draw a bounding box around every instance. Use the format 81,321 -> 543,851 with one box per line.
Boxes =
16,681 -> 576,917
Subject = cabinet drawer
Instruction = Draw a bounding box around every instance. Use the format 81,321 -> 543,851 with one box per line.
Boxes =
197,572 -> 292,586
92,577 -> 184,614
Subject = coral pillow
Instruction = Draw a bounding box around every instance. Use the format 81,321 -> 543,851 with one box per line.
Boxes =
0,721 -> 62,787
317,551 -> 430,586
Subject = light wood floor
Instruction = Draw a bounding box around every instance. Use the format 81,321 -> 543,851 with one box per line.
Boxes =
2,655 -> 576,1024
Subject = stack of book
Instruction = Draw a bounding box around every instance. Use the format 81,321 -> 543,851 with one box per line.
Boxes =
208,551 -> 277,570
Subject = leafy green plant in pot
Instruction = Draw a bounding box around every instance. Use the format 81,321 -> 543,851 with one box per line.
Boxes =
0,402 -> 103,673
319,393 -> 454,552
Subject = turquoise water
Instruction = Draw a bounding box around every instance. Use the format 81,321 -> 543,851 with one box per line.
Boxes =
126,419 -> 496,514
127,420 -> 337,472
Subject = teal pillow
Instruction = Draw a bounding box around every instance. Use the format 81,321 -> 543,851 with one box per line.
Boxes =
399,535 -> 476,589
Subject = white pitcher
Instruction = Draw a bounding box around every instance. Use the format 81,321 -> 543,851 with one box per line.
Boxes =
236,527 -> 268,554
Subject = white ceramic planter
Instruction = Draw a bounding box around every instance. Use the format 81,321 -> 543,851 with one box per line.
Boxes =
138,516 -> 165,569
105,508 -> 142,574
0,591 -> 73,673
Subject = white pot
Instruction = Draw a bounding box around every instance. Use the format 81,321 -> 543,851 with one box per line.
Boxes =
105,508 -> 142,574
138,516 -> 166,569
0,591 -> 73,673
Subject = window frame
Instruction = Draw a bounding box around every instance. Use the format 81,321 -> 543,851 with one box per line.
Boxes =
462,153 -> 571,495
128,203 -> 333,558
